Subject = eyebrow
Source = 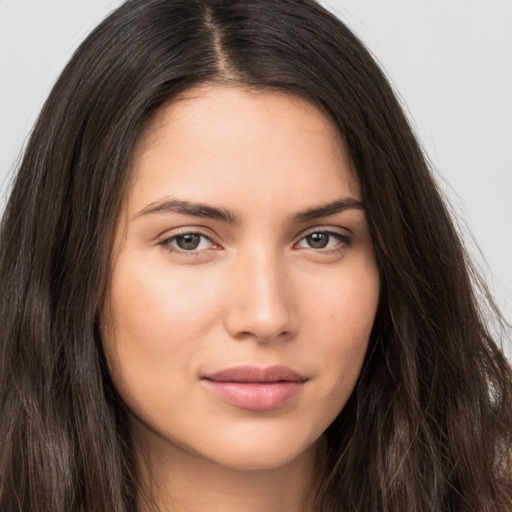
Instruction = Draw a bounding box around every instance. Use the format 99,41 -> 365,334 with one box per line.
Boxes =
136,199 -> 238,222
135,197 -> 364,223
290,197 -> 364,223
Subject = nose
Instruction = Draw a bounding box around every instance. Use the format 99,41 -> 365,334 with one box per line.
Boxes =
223,250 -> 297,343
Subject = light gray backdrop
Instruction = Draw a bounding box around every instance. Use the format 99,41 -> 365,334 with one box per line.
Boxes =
1,1 -> 511,332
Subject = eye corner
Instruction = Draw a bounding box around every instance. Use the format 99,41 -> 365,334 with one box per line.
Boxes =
292,228 -> 353,258
158,229 -> 223,256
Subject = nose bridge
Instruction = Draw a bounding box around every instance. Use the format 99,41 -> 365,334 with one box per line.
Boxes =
225,245 -> 295,342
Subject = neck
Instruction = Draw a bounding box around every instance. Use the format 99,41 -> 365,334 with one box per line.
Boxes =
134,431 -> 322,512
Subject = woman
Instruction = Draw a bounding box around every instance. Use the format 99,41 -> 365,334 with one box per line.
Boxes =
1,0 -> 510,511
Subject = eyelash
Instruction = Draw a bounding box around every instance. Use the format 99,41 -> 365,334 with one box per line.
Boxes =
158,229 -> 351,256
158,229 -> 219,256
295,229 -> 352,254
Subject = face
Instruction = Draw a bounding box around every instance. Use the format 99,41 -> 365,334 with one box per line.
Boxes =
102,85 -> 380,472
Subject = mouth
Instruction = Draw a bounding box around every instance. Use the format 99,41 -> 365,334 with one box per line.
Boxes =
201,365 -> 308,411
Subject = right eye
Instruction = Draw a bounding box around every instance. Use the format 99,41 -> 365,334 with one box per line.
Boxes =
159,232 -> 217,253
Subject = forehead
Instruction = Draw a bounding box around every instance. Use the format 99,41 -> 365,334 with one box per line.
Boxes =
127,84 -> 360,214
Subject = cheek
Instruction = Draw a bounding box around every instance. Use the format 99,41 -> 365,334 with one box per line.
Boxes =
108,253 -> 220,338
101,255 -> 222,399
305,257 -> 379,345
302,258 -> 379,409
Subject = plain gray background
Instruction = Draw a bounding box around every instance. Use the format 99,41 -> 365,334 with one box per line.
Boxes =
1,0 -> 511,332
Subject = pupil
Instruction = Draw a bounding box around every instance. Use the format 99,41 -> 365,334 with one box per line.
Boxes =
307,233 -> 329,248
177,234 -> 200,250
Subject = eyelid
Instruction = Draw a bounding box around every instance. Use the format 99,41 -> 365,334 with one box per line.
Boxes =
296,226 -> 351,241
156,225 -> 351,255
158,227 -> 222,254
293,227 -> 352,251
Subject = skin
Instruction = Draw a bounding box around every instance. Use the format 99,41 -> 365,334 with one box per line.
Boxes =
102,85 -> 380,512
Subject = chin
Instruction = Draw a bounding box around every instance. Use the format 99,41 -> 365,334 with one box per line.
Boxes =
191,426 -> 322,472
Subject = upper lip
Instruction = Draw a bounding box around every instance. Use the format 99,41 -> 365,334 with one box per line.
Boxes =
203,365 -> 307,383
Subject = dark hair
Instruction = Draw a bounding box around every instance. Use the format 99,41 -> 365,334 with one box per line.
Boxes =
1,0 -> 511,510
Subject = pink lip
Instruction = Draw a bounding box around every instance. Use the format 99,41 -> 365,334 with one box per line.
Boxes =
202,365 -> 308,411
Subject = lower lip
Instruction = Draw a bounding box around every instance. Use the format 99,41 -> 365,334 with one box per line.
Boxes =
202,380 -> 305,411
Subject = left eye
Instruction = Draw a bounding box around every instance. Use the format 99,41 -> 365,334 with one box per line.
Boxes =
296,231 -> 345,250
165,233 -> 214,251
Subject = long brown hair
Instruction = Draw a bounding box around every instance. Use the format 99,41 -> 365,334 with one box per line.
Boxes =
1,1 -> 511,510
